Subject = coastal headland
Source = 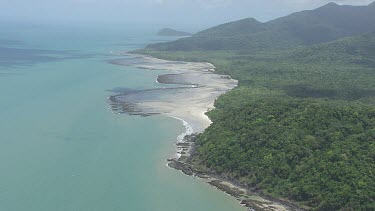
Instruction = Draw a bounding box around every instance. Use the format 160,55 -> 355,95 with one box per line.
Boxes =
108,53 -> 302,211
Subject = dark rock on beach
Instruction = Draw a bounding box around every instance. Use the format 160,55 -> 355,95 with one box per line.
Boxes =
168,160 -> 194,176
157,74 -> 196,85
208,180 -> 245,198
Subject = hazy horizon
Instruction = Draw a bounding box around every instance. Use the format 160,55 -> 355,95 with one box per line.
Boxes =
1,0 -> 373,30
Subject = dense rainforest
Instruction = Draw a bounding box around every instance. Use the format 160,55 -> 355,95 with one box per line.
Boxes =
134,2 -> 375,210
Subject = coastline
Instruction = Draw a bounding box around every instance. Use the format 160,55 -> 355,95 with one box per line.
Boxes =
108,52 -> 234,133
108,53 -> 303,211
168,134 -> 305,211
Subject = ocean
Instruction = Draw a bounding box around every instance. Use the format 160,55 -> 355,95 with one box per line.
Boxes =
0,23 -> 245,211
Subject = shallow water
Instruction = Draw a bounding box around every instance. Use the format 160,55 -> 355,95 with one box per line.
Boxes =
0,24 -> 245,211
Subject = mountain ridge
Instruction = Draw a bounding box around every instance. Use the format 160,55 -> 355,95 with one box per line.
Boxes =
146,2 -> 375,52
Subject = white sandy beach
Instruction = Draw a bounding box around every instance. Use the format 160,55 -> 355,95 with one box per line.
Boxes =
110,53 -> 238,133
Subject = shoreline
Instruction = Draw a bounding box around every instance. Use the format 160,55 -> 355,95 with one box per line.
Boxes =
108,52 -> 234,133
168,134 -> 306,211
170,116 -> 194,159
108,52 -> 303,211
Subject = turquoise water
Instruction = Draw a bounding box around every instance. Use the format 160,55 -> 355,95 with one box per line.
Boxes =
0,24 -> 245,211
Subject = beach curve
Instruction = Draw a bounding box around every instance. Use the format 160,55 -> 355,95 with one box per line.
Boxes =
107,52 -> 297,211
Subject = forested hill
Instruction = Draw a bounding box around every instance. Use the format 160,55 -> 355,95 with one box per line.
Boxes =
289,32 -> 375,63
146,2 -> 375,52
135,19 -> 375,211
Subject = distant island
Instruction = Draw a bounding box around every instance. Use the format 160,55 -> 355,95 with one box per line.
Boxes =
157,28 -> 192,36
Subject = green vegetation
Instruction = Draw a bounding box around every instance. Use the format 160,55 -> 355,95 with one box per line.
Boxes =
197,93 -> 375,210
134,3 -> 375,210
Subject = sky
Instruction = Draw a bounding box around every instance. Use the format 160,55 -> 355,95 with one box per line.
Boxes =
0,0 -> 373,28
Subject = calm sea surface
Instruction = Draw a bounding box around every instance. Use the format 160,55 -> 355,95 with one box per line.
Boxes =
0,23 -> 245,211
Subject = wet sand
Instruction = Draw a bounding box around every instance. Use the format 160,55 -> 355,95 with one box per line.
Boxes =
109,53 -> 237,133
